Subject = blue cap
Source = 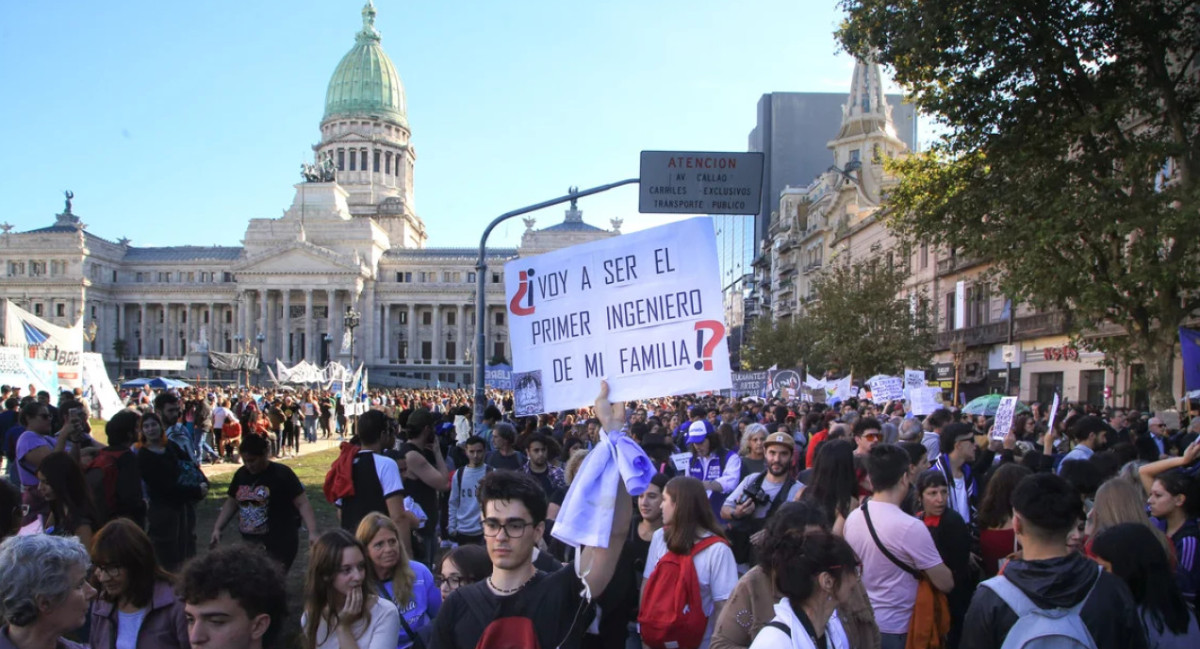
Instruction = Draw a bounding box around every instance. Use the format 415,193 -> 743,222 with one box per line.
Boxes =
685,419 -> 714,445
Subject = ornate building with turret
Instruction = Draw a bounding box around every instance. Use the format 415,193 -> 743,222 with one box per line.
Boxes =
0,2 -> 615,387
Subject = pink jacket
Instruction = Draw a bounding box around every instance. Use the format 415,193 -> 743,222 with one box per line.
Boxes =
89,580 -> 189,649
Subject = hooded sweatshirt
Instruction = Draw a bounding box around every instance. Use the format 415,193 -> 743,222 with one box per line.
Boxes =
960,553 -> 1148,649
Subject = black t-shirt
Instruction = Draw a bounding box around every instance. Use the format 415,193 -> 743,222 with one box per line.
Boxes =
431,566 -> 593,649
486,450 -> 524,471
227,462 -> 304,541
528,466 -> 555,497
399,442 -> 439,527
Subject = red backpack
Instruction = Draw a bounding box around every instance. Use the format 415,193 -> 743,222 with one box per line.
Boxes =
85,448 -> 126,524
638,535 -> 728,649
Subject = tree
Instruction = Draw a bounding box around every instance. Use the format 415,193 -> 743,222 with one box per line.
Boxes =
112,338 -> 128,380
838,1 -> 1200,408
740,315 -> 823,371
805,256 -> 934,377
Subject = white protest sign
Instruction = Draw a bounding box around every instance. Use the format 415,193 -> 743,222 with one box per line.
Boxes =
911,386 -> 943,416
991,396 -> 1020,441
670,452 -> 692,472
1046,393 -> 1060,435
505,217 -> 731,416
904,368 -> 926,396
870,377 -> 904,402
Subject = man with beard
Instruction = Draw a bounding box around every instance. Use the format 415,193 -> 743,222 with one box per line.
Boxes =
155,391 -> 194,462
721,431 -> 802,569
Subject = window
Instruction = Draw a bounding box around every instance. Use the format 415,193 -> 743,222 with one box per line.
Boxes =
112,270 -> 118,282
493,341 -> 506,361
396,271 -> 412,283
419,271 -> 432,282
385,152 -> 391,175
373,150 -> 380,173
919,243 -> 929,269
337,149 -> 345,170
492,272 -> 501,284
399,310 -> 408,325
159,339 -> 164,356
349,149 -> 357,171
223,272 -> 234,282
421,341 -> 432,360
186,272 -> 194,282
422,311 -> 432,326
55,304 -> 65,317
494,312 -> 505,326
30,262 -> 45,277
849,149 -> 860,163
447,311 -> 456,326
398,340 -> 408,359
944,292 -> 956,332
360,150 -> 367,170
181,310 -> 187,324
1080,370 -> 1105,409
34,303 -> 43,316
1035,372 -> 1063,410
968,285 -> 989,327
467,271 -> 476,283
225,310 -> 233,324
445,341 -> 456,361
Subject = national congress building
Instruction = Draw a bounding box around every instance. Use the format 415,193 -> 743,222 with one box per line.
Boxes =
0,2 -> 616,386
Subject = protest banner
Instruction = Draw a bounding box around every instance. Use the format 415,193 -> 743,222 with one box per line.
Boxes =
3,300 -> 83,389
731,370 -> 769,397
826,375 -> 854,403
81,352 -> 123,421
1045,392 -> 1060,436
991,396 -> 1020,441
904,368 -> 926,396
505,217 -> 731,415
870,376 -> 904,402
768,369 -> 802,399
911,386 -> 943,416
670,452 -> 692,472
485,363 -> 514,390
0,346 -> 60,395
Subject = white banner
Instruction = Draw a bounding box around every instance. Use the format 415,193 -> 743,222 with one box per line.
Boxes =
825,375 -> 854,403
137,358 -> 187,372
3,300 -> 83,388
1045,393 -> 1060,436
911,386 -> 943,416
904,368 -> 926,396
991,396 -> 1020,441
505,217 -> 731,415
0,346 -> 60,395
870,376 -> 904,402
81,352 -> 124,421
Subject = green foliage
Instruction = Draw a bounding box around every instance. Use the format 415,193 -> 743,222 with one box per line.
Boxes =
805,256 -> 934,376
839,0 -> 1200,407
740,315 -> 821,370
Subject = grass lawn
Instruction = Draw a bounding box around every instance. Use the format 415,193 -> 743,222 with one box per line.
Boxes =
196,446 -> 342,649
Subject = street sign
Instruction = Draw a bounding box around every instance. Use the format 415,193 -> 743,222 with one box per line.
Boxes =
639,151 -> 763,215
1001,345 -> 1017,363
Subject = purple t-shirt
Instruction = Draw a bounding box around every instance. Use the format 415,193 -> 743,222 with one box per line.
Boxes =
14,431 -> 94,487
844,500 -> 944,634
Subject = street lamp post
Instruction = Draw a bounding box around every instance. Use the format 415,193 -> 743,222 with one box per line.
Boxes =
950,338 -> 967,408
472,179 -> 640,425
233,334 -> 244,387
255,333 -> 265,387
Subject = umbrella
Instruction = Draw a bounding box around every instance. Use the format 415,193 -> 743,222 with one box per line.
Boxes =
962,394 -> 1031,416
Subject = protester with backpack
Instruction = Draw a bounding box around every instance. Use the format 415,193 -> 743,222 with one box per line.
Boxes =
641,476 -> 738,649
448,436 -> 490,545
960,472 -> 1147,649
747,529 -> 857,649
86,410 -> 146,528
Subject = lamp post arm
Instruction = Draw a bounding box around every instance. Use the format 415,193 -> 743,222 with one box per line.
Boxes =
473,178 -> 639,425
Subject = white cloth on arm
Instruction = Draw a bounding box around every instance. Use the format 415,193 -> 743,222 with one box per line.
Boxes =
551,428 -> 655,550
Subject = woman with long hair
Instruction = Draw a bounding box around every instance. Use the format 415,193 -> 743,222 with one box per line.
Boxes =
1086,478 -> 1173,562
88,518 -> 189,649
1091,523 -> 1200,647
302,529 -> 400,649
738,424 -> 768,480
137,412 -> 206,572
1139,443 -> 1200,608
37,451 -> 99,548
799,439 -> 860,535
435,545 -> 491,601
976,463 -> 1032,577
642,476 -> 738,649
356,513 -> 440,648
748,529 -> 859,649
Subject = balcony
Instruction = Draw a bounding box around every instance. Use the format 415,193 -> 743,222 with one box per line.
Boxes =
804,260 -> 823,273
778,237 -> 798,252
936,255 -> 988,277
933,311 -> 1071,351
778,261 -> 797,276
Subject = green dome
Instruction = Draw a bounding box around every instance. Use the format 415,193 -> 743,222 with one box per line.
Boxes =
323,2 -> 407,126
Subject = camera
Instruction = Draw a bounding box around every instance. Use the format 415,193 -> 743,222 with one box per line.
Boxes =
739,483 -> 772,508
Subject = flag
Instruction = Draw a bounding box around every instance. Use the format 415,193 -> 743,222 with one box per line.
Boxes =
1181,328 -> 1200,392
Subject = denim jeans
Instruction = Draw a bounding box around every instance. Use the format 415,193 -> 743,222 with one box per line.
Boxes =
881,632 -> 908,649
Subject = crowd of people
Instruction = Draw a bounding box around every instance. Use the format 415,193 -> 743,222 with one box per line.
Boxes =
1,379 -> 1200,649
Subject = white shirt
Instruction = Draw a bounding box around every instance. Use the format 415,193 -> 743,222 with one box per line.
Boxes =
950,476 -> 970,522
644,529 -> 738,649
116,607 -> 149,649
301,596 -> 400,649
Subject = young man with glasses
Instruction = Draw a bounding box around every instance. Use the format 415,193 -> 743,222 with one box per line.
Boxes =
430,382 -> 633,649
930,422 -> 988,524
852,417 -> 884,456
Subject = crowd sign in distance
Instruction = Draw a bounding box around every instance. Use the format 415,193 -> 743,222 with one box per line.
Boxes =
504,217 -> 732,416
638,151 -> 764,215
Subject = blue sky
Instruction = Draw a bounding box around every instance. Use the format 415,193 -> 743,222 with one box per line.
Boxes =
0,0 -> 902,249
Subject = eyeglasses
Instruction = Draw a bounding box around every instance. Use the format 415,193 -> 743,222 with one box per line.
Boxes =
482,518 -> 533,538
862,433 -> 882,442
434,575 -> 467,589
92,564 -> 123,577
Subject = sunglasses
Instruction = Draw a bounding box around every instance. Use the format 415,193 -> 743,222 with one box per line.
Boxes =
862,432 -> 882,442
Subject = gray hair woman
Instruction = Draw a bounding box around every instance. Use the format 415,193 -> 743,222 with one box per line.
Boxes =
0,534 -> 96,649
